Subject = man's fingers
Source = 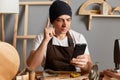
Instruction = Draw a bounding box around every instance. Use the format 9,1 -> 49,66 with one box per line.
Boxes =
52,28 -> 55,35
46,18 -> 50,28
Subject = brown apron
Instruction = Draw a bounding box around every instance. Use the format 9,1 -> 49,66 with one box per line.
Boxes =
44,33 -> 75,71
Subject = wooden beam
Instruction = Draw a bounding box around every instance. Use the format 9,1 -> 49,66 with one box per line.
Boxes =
16,35 -> 36,39
1,14 -> 5,41
19,1 -> 68,6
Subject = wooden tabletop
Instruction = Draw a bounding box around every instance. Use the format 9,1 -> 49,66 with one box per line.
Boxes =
35,71 -> 89,80
16,70 -> 119,80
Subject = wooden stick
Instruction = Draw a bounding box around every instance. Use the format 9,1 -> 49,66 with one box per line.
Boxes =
13,13 -> 19,47
1,14 -> 4,41
19,1 -> 68,6
88,15 -> 92,30
19,1 -> 53,5
22,4 -> 28,69
16,35 -> 36,39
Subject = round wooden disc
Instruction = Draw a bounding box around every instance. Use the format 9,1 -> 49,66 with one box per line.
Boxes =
0,42 -> 20,80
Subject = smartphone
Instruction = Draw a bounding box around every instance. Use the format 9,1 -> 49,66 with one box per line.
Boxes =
71,44 -> 87,58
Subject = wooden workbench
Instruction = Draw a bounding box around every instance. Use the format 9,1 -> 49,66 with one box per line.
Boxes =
35,71 -> 89,80
16,71 -> 118,80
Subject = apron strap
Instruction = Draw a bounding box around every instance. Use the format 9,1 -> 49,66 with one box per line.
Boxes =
48,31 -> 74,46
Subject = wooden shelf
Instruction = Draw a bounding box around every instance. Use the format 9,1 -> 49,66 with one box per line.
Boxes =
88,15 -> 120,30
78,0 -> 120,30
91,15 -> 120,17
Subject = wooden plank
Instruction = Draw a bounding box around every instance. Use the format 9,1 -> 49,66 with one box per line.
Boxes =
91,15 -> 120,17
13,13 -> 19,47
16,35 -> 36,39
22,4 -> 28,69
19,1 -> 68,5
1,14 -> 4,41
88,15 -> 92,30
19,1 -> 53,5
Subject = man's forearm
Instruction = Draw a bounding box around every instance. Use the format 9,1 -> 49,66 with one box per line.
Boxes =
27,39 -> 49,69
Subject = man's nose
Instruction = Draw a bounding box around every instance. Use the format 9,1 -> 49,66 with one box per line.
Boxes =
62,20 -> 67,27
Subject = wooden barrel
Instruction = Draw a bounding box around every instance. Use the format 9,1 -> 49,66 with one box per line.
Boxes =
0,41 -> 20,80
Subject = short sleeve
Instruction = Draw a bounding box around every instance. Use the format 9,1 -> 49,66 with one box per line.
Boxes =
32,34 -> 44,50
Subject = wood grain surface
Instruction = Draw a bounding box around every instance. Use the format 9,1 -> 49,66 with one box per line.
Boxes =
0,42 -> 20,80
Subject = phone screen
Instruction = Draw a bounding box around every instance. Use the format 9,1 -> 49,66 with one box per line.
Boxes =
71,44 -> 87,58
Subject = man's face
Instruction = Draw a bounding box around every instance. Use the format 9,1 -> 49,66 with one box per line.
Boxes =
52,15 -> 71,35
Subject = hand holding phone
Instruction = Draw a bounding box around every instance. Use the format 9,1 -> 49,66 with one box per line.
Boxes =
71,44 -> 87,58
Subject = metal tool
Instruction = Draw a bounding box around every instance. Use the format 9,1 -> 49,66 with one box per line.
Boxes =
114,39 -> 120,73
89,62 -> 100,80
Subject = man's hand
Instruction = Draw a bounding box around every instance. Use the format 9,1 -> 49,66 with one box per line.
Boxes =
103,69 -> 120,79
44,18 -> 55,42
71,54 -> 89,68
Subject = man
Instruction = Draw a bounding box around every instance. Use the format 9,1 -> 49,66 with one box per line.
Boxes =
27,0 -> 92,73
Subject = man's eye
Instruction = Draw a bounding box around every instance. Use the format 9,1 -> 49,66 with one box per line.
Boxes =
67,19 -> 71,21
57,19 -> 63,22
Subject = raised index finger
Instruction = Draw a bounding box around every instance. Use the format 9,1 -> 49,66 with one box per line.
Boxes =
46,18 -> 50,28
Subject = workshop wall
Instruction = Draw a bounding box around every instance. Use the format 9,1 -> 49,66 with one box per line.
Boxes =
2,0 -> 120,71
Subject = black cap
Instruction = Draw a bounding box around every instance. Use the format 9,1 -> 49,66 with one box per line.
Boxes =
49,0 -> 72,24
